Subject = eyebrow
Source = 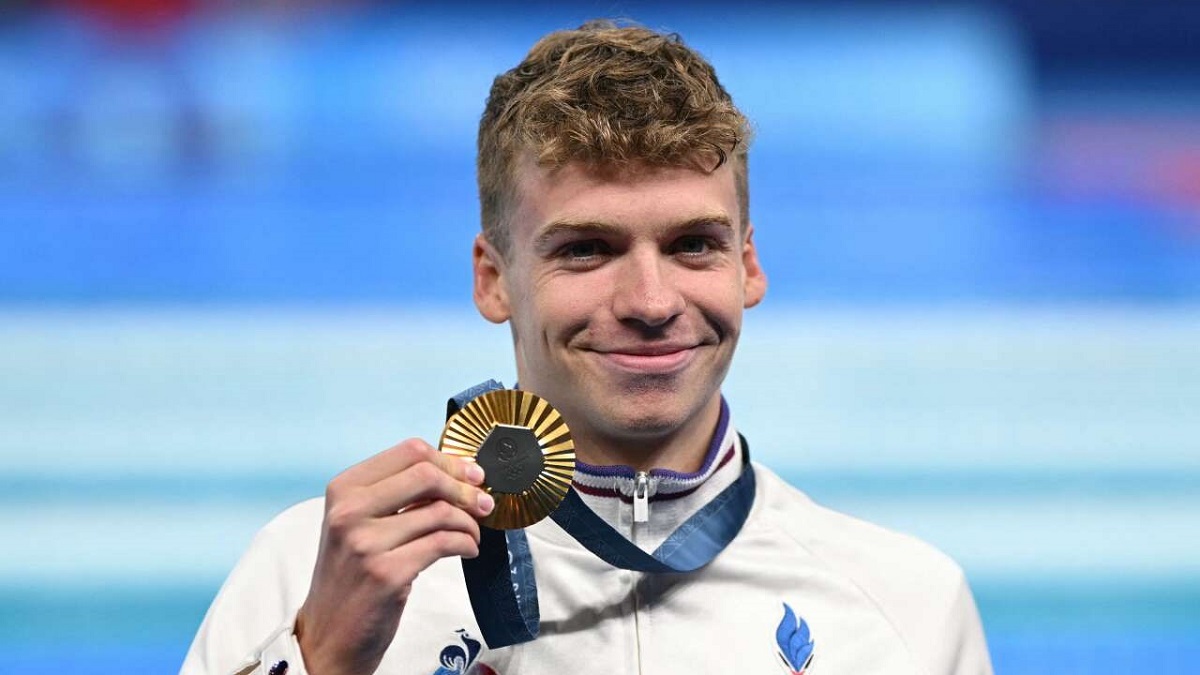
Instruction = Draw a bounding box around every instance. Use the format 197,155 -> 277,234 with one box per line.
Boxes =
532,215 -> 734,251
532,220 -> 623,251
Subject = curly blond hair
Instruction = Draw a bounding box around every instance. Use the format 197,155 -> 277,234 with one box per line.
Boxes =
477,20 -> 753,254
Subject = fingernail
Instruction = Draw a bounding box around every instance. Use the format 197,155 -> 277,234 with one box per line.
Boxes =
465,462 -> 485,485
477,491 -> 495,514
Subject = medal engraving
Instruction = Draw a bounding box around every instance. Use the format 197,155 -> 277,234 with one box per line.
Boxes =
439,389 -> 575,529
476,424 -> 545,494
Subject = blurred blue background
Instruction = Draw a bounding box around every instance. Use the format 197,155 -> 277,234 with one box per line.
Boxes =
1,1 -> 1198,673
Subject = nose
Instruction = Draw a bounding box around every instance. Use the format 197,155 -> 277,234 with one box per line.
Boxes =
611,248 -> 686,328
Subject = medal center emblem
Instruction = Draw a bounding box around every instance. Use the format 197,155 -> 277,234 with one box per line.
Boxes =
476,424 -> 545,494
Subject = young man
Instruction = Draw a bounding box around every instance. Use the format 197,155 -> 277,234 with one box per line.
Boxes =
183,21 -> 992,675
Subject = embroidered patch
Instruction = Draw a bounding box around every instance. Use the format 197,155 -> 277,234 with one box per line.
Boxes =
431,629 -> 482,675
775,603 -> 815,674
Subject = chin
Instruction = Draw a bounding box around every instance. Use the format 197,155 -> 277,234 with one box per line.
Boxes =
596,393 -> 696,439
608,411 -> 683,438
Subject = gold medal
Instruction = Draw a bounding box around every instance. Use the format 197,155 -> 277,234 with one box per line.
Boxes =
439,389 -> 575,530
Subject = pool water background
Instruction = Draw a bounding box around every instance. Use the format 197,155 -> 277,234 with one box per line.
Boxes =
2,3 -> 1199,671
2,308 -> 1197,674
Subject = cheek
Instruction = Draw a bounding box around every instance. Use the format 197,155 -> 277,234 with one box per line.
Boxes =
506,283 -> 594,362
535,274 -> 608,327
687,272 -> 745,325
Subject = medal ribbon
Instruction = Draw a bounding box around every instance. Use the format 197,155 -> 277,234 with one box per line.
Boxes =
451,380 -> 757,648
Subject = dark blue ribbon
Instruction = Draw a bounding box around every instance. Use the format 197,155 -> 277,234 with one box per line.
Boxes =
450,380 -> 756,648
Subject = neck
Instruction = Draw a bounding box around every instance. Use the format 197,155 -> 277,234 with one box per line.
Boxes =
570,396 -> 724,473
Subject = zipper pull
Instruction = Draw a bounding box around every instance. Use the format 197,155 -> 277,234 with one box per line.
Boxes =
633,471 -> 650,523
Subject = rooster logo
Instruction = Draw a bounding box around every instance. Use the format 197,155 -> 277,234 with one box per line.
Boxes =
432,629 -> 482,675
775,603 -> 815,674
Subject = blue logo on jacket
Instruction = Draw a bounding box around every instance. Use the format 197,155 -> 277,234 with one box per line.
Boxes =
432,629 -> 482,675
775,603 -> 815,674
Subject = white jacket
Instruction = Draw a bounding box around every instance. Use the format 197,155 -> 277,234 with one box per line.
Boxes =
182,414 -> 992,675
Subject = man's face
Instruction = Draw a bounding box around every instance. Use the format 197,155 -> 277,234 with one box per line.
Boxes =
473,158 -> 766,454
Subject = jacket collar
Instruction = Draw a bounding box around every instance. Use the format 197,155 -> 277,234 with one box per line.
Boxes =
564,398 -> 746,552
572,397 -> 736,503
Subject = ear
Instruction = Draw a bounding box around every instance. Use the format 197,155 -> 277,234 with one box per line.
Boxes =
473,234 -> 511,323
741,224 -> 767,308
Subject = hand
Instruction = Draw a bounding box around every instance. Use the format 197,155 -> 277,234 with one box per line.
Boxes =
295,438 -> 494,675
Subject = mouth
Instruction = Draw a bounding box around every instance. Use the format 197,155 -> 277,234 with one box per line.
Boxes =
591,344 -> 700,374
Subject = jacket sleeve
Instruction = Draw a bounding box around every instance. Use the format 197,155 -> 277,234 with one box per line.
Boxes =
179,500 -> 323,675
936,574 -> 993,675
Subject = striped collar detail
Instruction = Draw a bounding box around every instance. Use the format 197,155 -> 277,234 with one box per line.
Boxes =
572,398 -> 737,502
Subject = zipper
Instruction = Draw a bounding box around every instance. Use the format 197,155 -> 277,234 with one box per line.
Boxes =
632,471 -> 650,523
632,472 -> 648,672
633,575 -> 644,674
631,471 -> 650,673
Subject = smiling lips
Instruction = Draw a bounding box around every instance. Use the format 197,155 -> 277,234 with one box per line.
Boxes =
594,344 -> 700,374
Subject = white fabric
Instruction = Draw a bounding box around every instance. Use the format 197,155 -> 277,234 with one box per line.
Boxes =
181,424 -> 992,675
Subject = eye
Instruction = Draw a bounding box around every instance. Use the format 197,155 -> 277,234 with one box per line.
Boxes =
563,240 -> 607,259
555,239 -> 613,269
673,235 -> 713,256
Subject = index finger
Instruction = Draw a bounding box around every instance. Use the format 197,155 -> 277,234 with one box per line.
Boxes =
334,438 -> 484,490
